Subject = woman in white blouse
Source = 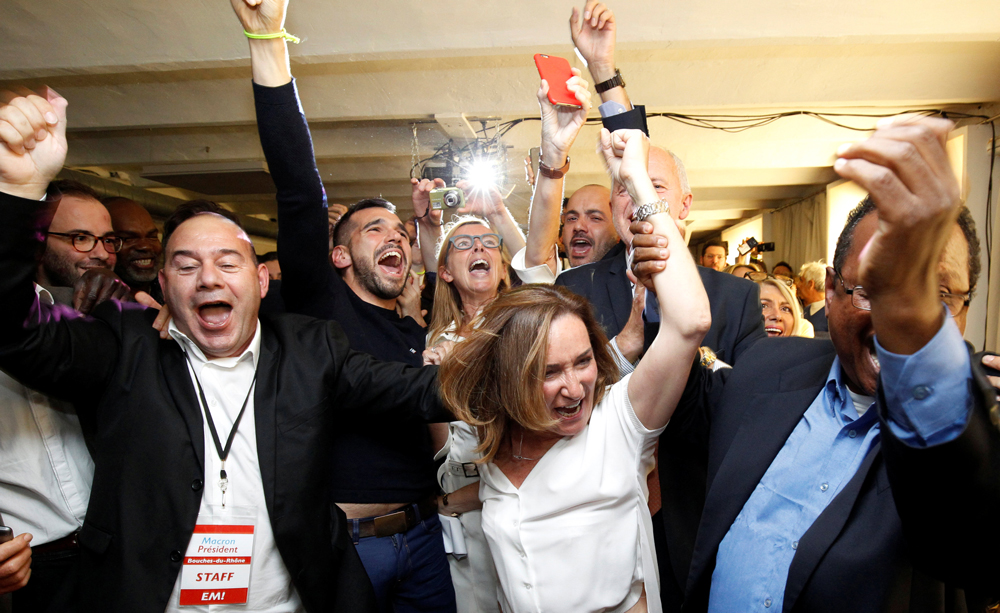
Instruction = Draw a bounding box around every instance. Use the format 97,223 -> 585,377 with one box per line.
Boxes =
421,70 -> 594,613
438,129 -> 711,613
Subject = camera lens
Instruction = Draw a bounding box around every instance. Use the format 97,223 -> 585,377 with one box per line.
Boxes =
444,191 -> 460,207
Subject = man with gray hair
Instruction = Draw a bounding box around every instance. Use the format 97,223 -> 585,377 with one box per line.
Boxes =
565,5 -> 766,610
796,261 -> 828,333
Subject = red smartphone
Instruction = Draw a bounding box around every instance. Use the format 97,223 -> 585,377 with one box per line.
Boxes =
533,54 -> 581,108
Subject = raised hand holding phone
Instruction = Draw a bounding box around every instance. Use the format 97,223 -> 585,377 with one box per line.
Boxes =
533,54 -> 583,109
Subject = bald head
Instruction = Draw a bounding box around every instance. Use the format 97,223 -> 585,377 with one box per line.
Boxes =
561,184 -> 618,267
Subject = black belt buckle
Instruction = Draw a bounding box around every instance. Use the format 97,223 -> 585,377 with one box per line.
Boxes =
461,462 -> 479,478
373,510 -> 409,537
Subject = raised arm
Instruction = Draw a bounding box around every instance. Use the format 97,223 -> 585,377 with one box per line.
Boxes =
570,1 -> 630,110
411,178 -> 445,271
599,129 -> 710,430
836,115 -> 1000,582
231,0 -> 334,314
231,0 -> 292,87
454,181 -> 526,256
0,87 -> 118,404
0,85 -> 69,343
521,70 -> 592,276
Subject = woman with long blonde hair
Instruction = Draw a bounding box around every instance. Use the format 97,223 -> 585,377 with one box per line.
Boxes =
426,216 -> 512,347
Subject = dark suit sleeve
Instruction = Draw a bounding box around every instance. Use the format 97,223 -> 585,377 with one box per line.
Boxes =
670,357 -> 730,441
0,191 -> 117,409
603,104 -> 649,136
253,80 -> 339,315
878,354 -> 1000,588
729,279 -> 766,364
327,322 -> 451,424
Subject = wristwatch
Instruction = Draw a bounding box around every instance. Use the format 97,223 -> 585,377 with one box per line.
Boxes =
595,68 -> 626,94
539,156 -> 570,179
633,199 -> 670,222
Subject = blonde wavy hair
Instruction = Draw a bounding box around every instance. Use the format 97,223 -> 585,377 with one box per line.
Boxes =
427,216 -> 512,347
757,277 -> 807,337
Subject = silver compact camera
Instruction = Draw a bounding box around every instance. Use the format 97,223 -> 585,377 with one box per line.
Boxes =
429,187 -> 465,210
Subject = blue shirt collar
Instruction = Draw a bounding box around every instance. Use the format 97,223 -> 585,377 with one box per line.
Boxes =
823,357 -> 877,425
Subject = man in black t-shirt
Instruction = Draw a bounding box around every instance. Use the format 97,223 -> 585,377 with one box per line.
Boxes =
234,0 -> 455,609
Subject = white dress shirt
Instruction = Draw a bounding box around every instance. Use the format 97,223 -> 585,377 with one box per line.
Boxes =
165,320 -> 303,612
478,375 -> 664,613
0,285 -> 93,544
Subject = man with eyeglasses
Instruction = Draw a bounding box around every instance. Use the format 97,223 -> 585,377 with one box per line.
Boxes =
1,183 -> 123,610
632,115 -> 999,612
38,181 -> 121,301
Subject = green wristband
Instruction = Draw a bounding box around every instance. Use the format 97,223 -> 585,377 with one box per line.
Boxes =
244,29 -> 300,44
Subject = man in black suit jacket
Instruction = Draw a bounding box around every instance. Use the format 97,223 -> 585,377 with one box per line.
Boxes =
0,88 -> 448,612
633,116 -> 999,612
554,147 -> 765,611
563,10 -> 767,609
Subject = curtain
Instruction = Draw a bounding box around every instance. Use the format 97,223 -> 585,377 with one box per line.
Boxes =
769,191 -> 828,271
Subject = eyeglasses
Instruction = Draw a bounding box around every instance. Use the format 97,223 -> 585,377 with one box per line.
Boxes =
834,269 -> 970,318
744,271 -> 794,288
939,290 -> 971,316
448,233 -> 502,251
47,231 -> 123,254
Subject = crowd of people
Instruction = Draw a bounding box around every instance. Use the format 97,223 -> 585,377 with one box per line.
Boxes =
0,1 -> 998,612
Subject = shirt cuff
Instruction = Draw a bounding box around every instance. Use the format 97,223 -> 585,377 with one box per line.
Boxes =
511,246 -> 558,284
875,314 -> 972,447
609,336 -> 637,377
601,105 -> 649,136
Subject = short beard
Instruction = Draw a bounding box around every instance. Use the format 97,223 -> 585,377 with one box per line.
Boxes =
589,235 -> 620,264
40,250 -> 83,287
352,250 -> 407,300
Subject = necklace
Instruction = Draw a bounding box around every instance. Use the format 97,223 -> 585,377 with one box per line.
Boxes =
511,430 -> 536,462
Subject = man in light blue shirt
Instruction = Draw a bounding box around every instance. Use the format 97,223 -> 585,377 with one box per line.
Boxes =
632,114 -> 1000,613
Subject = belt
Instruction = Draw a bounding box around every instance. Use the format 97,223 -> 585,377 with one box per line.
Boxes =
445,461 -> 479,478
31,531 -> 80,556
353,497 -> 438,539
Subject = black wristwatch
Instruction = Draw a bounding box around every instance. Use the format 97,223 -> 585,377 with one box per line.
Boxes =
595,68 -> 625,94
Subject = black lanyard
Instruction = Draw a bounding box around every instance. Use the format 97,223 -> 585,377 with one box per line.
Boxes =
185,353 -> 258,508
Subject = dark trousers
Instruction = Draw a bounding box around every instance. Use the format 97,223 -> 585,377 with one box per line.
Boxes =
11,548 -> 78,613
352,512 -> 456,613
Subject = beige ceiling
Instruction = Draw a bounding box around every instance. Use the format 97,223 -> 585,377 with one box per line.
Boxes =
3,0 -> 1000,242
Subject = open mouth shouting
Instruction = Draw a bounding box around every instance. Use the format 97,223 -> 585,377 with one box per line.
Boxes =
866,337 -> 880,372
765,324 -> 784,337
469,258 -> 492,276
196,299 -> 233,330
554,398 -> 583,419
570,235 -> 593,260
376,247 -> 406,278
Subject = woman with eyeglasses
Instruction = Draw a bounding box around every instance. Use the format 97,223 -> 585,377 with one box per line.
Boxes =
745,272 -> 814,338
416,67 -> 593,613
